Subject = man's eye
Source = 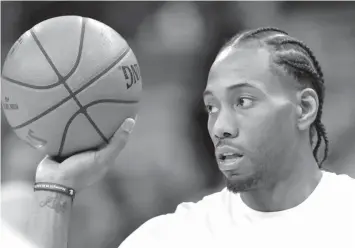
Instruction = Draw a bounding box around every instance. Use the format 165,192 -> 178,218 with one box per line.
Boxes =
236,97 -> 254,108
205,105 -> 218,114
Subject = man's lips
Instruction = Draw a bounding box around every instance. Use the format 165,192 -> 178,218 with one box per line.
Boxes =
215,145 -> 243,159
215,145 -> 244,171
218,153 -> 243,161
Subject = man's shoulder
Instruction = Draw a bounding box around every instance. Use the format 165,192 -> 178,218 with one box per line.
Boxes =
321,171 -> 355,203
323,171 -> 355,189
174,187 -> 228,214
118,213 -> 174,248
119,188 -> 229,248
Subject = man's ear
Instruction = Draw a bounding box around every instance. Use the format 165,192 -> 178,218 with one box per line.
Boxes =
296,88 -> 319,131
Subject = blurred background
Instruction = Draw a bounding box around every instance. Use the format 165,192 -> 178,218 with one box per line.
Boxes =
1,1 -> 355,248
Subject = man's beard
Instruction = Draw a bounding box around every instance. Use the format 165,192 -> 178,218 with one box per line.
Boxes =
225,173 -> 261,194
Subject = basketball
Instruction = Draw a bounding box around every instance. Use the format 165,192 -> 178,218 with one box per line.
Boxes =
1,16 -> 142,158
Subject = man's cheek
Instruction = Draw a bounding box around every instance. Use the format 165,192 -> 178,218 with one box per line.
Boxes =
247,115 -> 275,140
246,117 -> 281,154
207,119 -> 214,137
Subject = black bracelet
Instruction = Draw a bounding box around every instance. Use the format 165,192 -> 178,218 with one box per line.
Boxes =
34,182 -> 76,200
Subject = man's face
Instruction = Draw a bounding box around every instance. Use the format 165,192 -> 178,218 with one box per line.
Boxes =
204,46 -> 300,193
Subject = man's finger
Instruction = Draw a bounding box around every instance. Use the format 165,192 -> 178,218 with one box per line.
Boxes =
39,155 -> 59,166
36,155 -> 61,181
96,117 -> 136,164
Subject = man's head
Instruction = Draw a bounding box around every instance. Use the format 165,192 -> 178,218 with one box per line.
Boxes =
203,27 -> 329,193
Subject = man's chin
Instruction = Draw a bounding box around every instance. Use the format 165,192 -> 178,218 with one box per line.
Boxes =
225,175 -> 259,194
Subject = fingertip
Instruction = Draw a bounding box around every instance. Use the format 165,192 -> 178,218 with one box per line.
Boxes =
121,118 -> 136,134
40,155 -> 50,163
39,155 -> 58,165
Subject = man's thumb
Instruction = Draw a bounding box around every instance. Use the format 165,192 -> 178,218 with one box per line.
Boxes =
119,117 -> 136,134
96,118 -> 136,164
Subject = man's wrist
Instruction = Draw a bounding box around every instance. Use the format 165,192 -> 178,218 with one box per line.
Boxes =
34,190 -> 73,213
34,182 -> 76,200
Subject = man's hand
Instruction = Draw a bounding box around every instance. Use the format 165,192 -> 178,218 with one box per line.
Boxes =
35,117 -> 136,192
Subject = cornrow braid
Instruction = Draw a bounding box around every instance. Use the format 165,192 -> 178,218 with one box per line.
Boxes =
239,27 -> 288,41
223,27 -> 329,168
221,27 -> 288,52
317,121 -> 329,165
273,39 -> 328,168
280,39 -> 324,79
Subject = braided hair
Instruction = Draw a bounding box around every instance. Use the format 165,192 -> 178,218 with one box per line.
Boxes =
220,27 -> 329,168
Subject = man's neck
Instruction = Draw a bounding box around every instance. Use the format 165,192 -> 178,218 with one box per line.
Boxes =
240,150 -> 323,212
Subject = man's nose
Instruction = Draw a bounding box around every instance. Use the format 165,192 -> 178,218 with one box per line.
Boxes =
213,109 -> 239,140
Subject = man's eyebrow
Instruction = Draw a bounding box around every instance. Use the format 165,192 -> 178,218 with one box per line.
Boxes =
203,82 -> 257,98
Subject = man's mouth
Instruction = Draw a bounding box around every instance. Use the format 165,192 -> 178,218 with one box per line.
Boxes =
218,152 -> 243,164
215,145 -> 244,170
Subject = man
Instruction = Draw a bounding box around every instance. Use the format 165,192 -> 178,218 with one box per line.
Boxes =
28,27 -> 355,248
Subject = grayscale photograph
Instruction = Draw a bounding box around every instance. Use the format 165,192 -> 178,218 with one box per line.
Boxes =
1,1 -> 355,248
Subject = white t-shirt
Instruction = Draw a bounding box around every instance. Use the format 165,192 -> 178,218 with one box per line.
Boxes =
120,171 -> 355,248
